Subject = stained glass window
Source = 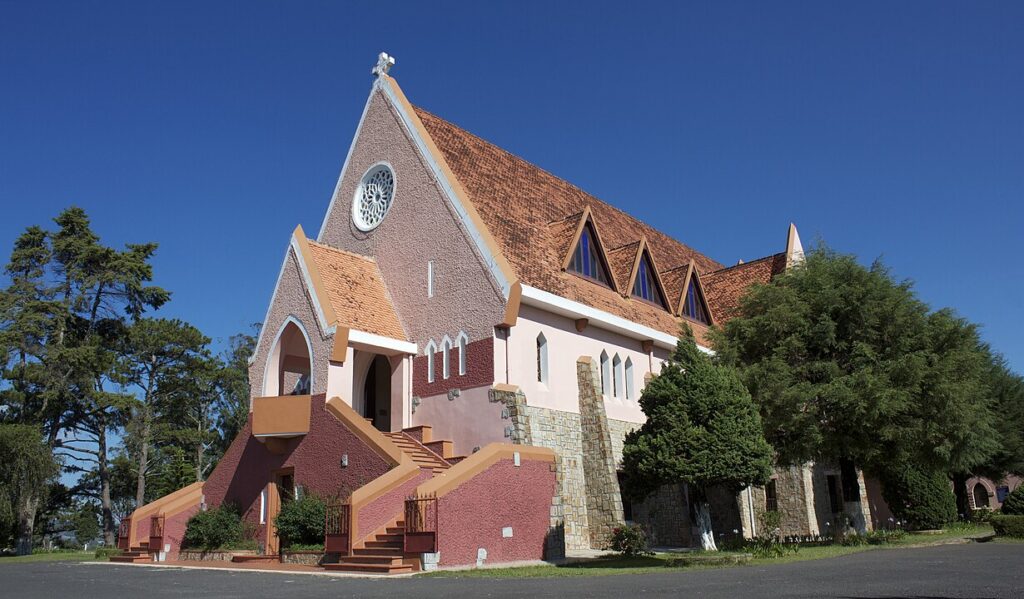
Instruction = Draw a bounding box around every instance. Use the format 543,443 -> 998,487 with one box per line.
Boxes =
568,224 -> 610,285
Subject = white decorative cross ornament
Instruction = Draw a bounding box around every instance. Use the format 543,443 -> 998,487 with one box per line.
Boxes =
372,52 -> 395,77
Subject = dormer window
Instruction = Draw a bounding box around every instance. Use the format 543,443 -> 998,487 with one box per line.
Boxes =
631,253 -> 667,308
682,276 -> 710,324
568,224 -> 610,285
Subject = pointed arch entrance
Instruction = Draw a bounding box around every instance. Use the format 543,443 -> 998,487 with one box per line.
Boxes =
264,317 -> 313,397
351,350 -> 396,431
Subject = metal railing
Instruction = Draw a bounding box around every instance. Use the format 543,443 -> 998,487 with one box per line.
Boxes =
325,502 -> 351,554
149,514 -> 165,549
404,494 -> 438,553
117,518 -> 131,550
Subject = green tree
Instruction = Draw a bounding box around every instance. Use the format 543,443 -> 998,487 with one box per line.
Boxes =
621,332 -> 773,550
713,248 -> 1001,519
0,207 -> 169,550
116,318 -> 210,507
215,330 -> 257,453
0,424 -> 59,554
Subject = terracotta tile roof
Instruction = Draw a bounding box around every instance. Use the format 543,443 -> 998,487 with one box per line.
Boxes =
607,241 -> 640,291
660,263 -> 692,314
306,241 -> 408,341
414,106 -> 726,340
702,253 -> 788,323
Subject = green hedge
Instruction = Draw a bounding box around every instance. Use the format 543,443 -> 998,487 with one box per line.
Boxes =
183,505 -> 245,550
880,464 -> 956,530
1001,486 -> 1024,515
990,514 -> 1024,538
274,495 -> 326,548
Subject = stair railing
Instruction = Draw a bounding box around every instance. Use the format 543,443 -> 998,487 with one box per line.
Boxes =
117,518 -> 131,550
149,514 -> 165,551
325,502 -> 351,554
404,493 -> 438,553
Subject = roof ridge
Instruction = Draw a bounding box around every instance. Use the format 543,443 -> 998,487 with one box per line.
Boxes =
412,104 -> 723,272
705,252 -> 784,276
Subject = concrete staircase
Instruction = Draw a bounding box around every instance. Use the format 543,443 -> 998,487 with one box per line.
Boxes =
323,520 -> 416,574
323,426 -> 459,574
109,541 -> 151,563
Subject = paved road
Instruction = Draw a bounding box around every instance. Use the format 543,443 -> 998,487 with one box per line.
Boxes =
3,543 -> 1022,598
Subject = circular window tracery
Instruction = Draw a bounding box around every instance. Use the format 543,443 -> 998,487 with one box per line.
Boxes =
352,164 -> 395,231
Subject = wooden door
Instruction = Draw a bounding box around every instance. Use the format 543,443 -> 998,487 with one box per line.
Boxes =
264,482 -> 281,555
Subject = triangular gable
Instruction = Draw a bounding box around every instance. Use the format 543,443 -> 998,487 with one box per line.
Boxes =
561,206 -> 616,291
675,263 -> 714,325
624,237 -> 670,310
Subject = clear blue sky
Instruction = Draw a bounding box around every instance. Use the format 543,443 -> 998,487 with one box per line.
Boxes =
1,1 -> 1021,373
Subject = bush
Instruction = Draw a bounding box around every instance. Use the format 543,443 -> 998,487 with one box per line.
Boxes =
94,547 -> 120,559
274,495 -> 326,548
970,508 -> 994,523
990,514 -> 1024,538
880,464 -> 956,531
608,524 -> 653,557
865,529 -> 906,545
183,504 -> 244,550
1001,486 -> 1024,515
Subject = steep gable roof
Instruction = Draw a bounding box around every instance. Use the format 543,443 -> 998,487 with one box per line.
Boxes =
414,106 -> 724,340
702,253 -> 788,323
305,240 -> 407,342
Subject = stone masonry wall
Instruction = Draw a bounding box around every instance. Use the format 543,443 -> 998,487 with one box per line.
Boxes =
576,357 -> 625,549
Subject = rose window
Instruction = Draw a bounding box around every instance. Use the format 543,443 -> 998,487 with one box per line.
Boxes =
352,164 -> 395,231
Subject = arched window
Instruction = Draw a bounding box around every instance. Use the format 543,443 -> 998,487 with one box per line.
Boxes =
441,337 -> 452,380
973,483 -> 990,509
613,354 -> 623,398
600,351 -> 610,396
624,357 -> 634,400
425,340 -> 437,384
456,332 -> 468,376
264,317 -> 313,397
536,332 -> 549,384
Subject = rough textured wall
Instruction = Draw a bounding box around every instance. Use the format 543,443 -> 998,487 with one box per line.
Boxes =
319,91 -> 505,350
522,405 -> 588,550
249,249 -> 333,401
357,469 -> 432,540
203,395 -> 391,542
162,505 -> 200,560
576,357 -> 624,548
606,418 -> 639,468
413,337 -> 494,397
775,465 -> 814,536
436,458 -> 558,567
631,483 -> 692,547
412,386 -> 506,458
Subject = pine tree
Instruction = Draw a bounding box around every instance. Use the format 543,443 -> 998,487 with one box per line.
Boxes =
622,331 -> 773,550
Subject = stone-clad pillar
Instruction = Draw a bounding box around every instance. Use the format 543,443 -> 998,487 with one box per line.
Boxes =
576,356 -> 624,548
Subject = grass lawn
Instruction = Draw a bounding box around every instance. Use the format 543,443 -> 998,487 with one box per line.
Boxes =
421,524 -> 996,578
0,550 -> 100,565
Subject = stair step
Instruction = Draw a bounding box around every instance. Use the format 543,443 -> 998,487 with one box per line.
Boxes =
323,562 -> 414,574
364,540 -> 403,549
109,555 -> 151,563
339,555 -> 406,565
231,555 -> 280,563
354,547 -> 403,556
385,527 -> 406,534
375,533 -> 403,542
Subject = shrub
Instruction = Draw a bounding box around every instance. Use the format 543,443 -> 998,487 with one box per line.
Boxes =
880,464 -> 956,531
274,495 -> 326,548
1001,486 -> 1024,515
94,547 -> 120,559
865,529 -> 906,545
970,508 -> 994,523
183,504 -> 244,550
990,514 -> 1024,538
608,524 -> 653,557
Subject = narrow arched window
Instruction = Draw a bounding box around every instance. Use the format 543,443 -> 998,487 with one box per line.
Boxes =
456,333 -> 468,376
442,338 -> 452,380
536,332 -> 548,384
624,357 -> 634,400
600,351 -> 610,396
425,340 -> 437,384
613,354 -> 623,398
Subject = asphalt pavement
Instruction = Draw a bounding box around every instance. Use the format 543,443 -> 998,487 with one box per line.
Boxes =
2,542 -> 1021,598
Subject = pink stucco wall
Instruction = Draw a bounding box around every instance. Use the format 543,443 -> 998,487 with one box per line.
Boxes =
161,505 -> 200,560
411,386 -> 507,458
249,248 -> 334,402
318,91 -> 505,361
357,469 -> 432,541
435,458 -> 557,567
203,394 -> 392,538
